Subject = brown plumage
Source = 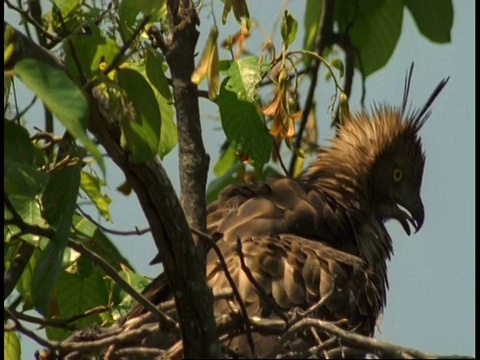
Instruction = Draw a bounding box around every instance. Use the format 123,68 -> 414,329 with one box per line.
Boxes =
128,65 -> 448,358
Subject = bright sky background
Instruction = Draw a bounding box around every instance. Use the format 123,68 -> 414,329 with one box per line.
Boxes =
5,1 -> 474,358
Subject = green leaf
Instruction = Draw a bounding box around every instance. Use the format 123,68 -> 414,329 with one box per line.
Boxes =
65,33 -> 119,82
46,261 -> 109,341
7,195 -> 45,228
4,121 -> 45,167
281,10 -> 298,47
217,80 -> 273,168
404,0 -> 453,43
222,0 -> 250,25
109,269 -> 150,318
303,0 -> 324,68
53,0 -> 81,18
16,247 -> 42,310
117,68 -> 162,163
4,331 -> 21,360
32,164 -> 81,316
42,164 -> 82,229
70,213 -> 134,272
145,48 -> 177,158
119,0 -> 166,39
80,171 -> 112,221
331,58 -> 345,78
14,59 -> 104,171
214,145 -> 238,177
336,0 -> 403,76
223,56 -> 269,103
4,163 -> 49,198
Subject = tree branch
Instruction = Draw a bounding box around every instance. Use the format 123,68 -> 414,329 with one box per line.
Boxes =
288,0 -> 335,175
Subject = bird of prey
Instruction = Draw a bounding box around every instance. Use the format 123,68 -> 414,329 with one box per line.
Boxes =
128,65 -> 448,358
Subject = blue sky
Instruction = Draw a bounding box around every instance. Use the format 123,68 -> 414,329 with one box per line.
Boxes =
5,1 -> 474,357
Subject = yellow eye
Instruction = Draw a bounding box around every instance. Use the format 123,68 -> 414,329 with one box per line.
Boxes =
393,168 -> 403,183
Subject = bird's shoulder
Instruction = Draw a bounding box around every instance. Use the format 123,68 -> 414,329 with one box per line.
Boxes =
207,175 -> 356,244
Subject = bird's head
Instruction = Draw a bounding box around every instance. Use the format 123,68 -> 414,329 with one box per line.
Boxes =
304,64 -> 448,237
359,65 -> 449,236
368,126 -> 426,236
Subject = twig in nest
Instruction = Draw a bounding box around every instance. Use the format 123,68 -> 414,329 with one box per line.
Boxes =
235,237 -> 289,323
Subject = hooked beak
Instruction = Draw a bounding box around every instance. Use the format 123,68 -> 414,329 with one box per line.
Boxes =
394,198 -> 425,236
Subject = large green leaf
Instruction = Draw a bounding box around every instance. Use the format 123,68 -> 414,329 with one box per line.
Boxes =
223,56 -> 269,103
46,260 -> 109,341
404,0 -> 453,43
117,68 -> 162,163
32,164 -> 82,316
14,59 -> 104,171
145,49 -> 177,158
336,0 -> 403,76
217,80 -> 273,168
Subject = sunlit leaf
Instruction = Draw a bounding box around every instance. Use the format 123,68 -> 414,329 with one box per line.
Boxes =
217,79 -> 273,167
214,145 -> 238,177
223,56 -> 269,103
53,0 -> 81,18
80,171 -> 112,221
4,331 -> 21,360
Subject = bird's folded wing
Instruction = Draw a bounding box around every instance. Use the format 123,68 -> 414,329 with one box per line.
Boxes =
207,234 -> 382,336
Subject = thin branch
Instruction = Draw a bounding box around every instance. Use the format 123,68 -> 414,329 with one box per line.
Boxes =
5,306 -> 108,330
4,194 -> 55,238
5,308 -> 163,355
4,194 -> 49,299
101,15 -> 151,76
76,206 -> 151,236
4,0 -> 59,43
5,95 -> 37,122
3,241 -> 35,300
235,238 -> 289,323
